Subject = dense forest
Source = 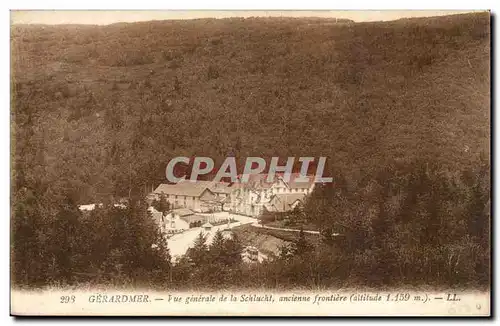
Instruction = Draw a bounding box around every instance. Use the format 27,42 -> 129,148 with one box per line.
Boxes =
11,12 -> 490,289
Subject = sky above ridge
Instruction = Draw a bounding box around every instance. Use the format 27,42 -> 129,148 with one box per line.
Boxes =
11,10 -> 480,25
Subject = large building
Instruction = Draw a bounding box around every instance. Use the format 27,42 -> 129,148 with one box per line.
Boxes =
149,173 -> 316,218
149,179 -> 232,213
150,182 -> 219,212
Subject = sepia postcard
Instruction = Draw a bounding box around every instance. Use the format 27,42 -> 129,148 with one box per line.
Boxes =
10,10 -> 491,317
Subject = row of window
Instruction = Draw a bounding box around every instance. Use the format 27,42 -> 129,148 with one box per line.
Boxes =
274,187 -> 309,194
162,194 -> 197,201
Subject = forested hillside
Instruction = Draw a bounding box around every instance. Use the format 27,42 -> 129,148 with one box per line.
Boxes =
11,13 -> 489,204
11,12 -> 490,289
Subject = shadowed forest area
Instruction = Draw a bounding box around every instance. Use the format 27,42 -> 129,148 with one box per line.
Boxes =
11,12 -> 490,290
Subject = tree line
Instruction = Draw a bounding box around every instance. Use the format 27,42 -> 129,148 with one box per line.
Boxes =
12,157 -> 489,290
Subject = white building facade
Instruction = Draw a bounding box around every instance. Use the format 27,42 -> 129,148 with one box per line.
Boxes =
228,173 -> 315,217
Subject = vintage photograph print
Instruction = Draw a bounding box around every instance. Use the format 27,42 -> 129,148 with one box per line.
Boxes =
10,10 -> 490,316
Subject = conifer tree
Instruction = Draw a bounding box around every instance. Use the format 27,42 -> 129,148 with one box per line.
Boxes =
292,228 -> 313,257
158,193 -> 170,215
223,232 -> 243,266
188,232 -> 208,267
209,230 -> 226,261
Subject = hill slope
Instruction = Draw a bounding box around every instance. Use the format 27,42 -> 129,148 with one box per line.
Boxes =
11,13 -> 490,203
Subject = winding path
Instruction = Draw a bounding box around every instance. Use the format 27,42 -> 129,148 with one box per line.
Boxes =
166,212 -> 257,260
166,212 -> 326,262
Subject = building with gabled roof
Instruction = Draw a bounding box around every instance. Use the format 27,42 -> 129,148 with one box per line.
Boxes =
153,182 -> 209,197
228,173 -> 315,217
177,179 -> 232,199
264,193 -> 306,213
202,222 -> 213,232
151,182 -> 218,212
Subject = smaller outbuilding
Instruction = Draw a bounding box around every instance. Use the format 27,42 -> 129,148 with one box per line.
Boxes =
202,222 -> 213,232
